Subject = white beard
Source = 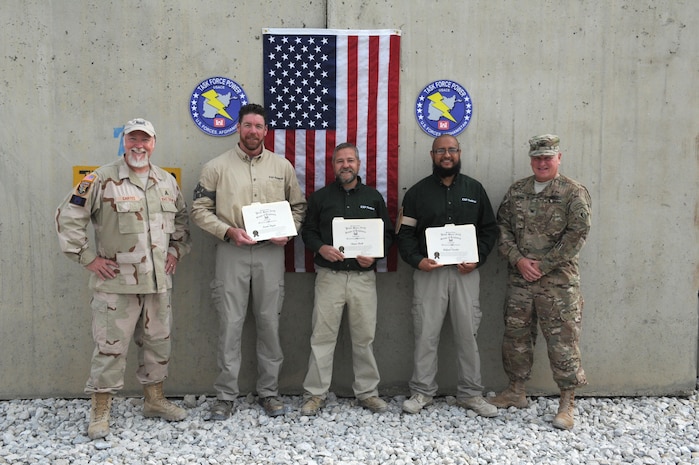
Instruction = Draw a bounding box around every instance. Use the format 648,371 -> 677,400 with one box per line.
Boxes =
125,149 -> 150,169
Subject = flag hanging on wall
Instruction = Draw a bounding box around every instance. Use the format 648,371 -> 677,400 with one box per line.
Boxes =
262,28 -> 401,272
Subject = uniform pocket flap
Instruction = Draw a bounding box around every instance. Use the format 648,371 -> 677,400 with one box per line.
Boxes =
116,252 -> 144,264
116,201 -> 142,212
160,200 -> 178,212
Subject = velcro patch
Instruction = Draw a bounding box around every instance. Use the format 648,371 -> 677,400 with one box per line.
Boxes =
69,195 -> 87,207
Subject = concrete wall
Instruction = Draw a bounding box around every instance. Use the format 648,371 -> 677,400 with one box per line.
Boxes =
1,0 -> 697,399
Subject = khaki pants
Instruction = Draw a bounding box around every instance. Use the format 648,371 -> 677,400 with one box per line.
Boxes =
409,267 -> 484,398
303,267 -> 380,400
86,290 -> 172,394
212,241 -> 285,399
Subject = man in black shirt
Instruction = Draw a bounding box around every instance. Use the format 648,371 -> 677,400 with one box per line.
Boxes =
398,134 -> 498,417
300,142 -> 394,415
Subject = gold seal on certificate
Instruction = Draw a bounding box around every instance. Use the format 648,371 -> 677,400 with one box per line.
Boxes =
241,201 -> 298,241
425,224 -> 479,265
332,217 -> 384,258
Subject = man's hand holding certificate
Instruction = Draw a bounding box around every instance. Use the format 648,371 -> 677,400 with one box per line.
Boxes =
425,224 -> 479,265
331,218 -> 384,258
241,201 -> 298,241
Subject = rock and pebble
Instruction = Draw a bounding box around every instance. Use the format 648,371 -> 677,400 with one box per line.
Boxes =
2,391 -> 699,464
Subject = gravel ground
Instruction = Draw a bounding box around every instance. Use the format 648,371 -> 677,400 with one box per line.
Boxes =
2,391 -> 699,465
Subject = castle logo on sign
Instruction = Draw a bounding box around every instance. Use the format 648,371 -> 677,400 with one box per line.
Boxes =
190,77 -> 248,137
415,79 -> 473,137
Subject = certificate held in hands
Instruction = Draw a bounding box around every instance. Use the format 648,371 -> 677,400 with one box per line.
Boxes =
425,224 -> 479,265
241,201 -> 298,241
332,217 -> 384,258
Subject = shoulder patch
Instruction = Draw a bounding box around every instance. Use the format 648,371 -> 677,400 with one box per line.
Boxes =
75,173 -> 96,196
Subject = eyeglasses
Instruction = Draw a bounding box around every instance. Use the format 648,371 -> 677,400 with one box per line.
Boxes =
433,147 -> 460,155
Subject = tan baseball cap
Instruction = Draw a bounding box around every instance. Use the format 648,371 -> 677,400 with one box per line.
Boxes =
123,118 -> 156,137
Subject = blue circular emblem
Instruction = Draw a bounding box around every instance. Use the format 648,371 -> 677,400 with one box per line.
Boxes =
190,77 -> 248,136
415,79 -> 473,137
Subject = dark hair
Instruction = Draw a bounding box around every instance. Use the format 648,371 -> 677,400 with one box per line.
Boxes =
238,103 -> 267,124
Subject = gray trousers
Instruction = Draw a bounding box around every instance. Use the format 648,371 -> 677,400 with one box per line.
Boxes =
211,241 -> 285,399
409,267 -> 484,398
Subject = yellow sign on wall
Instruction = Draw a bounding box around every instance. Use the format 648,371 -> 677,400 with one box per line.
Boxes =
72,166 -> 182,188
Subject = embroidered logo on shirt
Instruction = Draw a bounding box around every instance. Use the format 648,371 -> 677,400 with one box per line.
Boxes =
75,173 -> 96,195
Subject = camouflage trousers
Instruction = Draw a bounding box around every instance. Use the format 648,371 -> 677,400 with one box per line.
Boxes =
85,291 -> 173,394
501,276 -> 587,390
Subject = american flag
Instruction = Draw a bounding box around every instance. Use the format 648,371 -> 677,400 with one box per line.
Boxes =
262,28 -> 401,272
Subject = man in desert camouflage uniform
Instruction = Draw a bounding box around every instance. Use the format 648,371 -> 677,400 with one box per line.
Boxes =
55,118 -> 191,440
488,134 -> 591,430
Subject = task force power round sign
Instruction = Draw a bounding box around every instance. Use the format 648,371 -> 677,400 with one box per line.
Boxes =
415,79 -> 473,137
190,77 -> 249,136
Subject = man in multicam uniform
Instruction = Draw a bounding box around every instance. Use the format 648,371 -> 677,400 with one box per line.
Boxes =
488,134 -> 592,430
55,118 -> 191,440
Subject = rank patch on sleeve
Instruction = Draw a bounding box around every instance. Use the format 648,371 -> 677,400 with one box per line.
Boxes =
69,194 -> 87,207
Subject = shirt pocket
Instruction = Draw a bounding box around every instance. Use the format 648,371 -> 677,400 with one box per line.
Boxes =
116,251 -> 147,285
160,199 -> 178,233
263,177 -> 286,201
115,201 -> 144,234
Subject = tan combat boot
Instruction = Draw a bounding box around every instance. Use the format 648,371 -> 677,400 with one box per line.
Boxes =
487,381 -> 528,408
143,382 -> 187,421
87,392 -> 112,440
552,389 -> 575,430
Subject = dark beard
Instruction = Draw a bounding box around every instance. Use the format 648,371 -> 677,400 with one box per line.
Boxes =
336,171 -> 357,185
433,159 -> 461,178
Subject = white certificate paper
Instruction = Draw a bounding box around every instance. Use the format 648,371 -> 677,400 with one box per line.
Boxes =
241,201 -> 298,241
425,224 -> 479,265
332,217 -> 384,258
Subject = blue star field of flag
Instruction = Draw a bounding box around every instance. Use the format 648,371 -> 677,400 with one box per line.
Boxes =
263,34 -> 338,130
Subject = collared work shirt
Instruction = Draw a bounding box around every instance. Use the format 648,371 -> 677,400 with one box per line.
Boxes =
301,179 -> 394,271
398,173 -> 498,269
191,144 -> 306,240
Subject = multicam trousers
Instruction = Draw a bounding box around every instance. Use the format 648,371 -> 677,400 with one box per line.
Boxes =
86,291 -> 173,394
501,275 -> 587,390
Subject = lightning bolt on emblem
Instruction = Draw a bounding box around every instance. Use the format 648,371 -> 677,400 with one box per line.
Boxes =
427,92 -> 457,123
202,89 -> 233,120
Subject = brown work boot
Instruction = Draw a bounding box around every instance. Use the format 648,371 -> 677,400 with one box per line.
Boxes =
300,396 -> 325,416
87,392 -> 112,440
487,381 -> 528,408
552,389 -> 575,430
143,382 -> 187,421
358,396 -> 388,413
